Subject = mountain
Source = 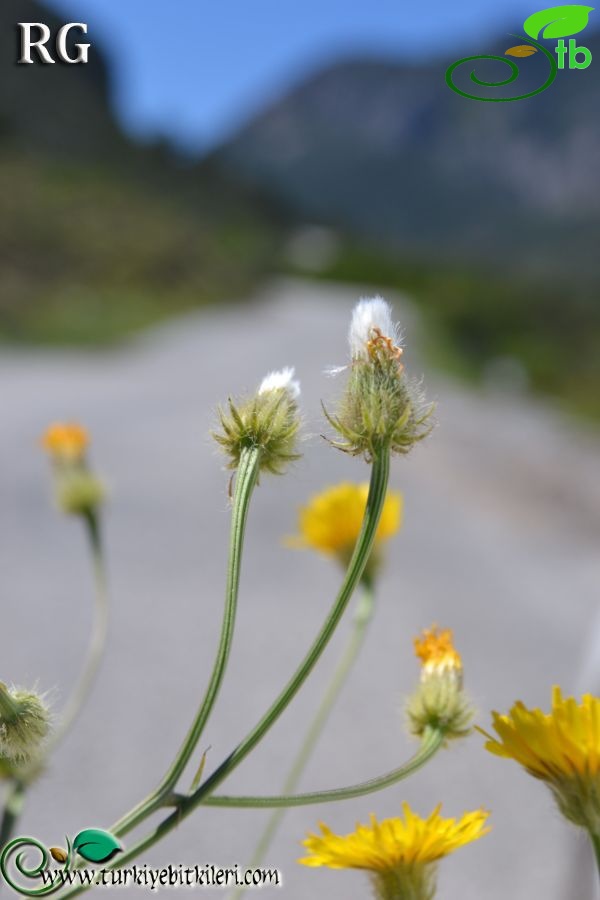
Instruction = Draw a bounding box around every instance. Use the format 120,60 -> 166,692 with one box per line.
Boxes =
3,2 -> 599,417
215,35 -> 600,283
214,39 -> 600,418
0,0 -> 284,343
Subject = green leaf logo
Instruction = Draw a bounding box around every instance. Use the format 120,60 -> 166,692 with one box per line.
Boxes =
73,829 -> 122,864
523,5 -> 594,39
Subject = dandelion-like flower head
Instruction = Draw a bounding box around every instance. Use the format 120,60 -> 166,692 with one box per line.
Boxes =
41,422 -> 89,462
483,687 -> 600,831
414,626 -> 463,682
289,482 -> 402,561
407,625 -> 472,742
299,802 -> 489,900
485,687 -> 600,780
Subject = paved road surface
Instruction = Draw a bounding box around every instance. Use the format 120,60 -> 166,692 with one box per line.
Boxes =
1,279 -> 599,898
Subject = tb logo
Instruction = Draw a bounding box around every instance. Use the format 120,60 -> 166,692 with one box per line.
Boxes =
17,22 -> 90,64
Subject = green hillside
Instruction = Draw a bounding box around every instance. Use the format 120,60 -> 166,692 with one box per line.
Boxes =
0,0 -> 284,344
0,151 -> 281,344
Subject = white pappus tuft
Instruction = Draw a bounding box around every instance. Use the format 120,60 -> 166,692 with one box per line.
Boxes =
258,367 -> 301,400
348,296 -> 401,360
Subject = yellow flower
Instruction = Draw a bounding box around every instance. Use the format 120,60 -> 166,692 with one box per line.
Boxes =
407,626 -> 473,741
414,626 -> 462,682
299,803 -> 489,900
289,482 -> 402,575
483,687 -> 600,831
41,422 -> 89,462
41,422 -> 104,516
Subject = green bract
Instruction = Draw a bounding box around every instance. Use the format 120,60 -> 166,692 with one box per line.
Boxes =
406,677 -> 474,744
214,388 -> 301,475
0,685 -> 51,764
325,353 -> 434,461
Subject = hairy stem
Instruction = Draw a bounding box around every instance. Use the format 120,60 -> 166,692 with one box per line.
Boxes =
0,513 -> 107,850
111,446 -> 261,838
203,726 -> 444,808
0,780 -> 25,849
51,512 -> 108,747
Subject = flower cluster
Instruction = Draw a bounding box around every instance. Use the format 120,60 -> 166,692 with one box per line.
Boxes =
25,294 -> 578,900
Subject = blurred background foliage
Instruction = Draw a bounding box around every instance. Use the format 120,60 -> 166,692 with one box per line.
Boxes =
1,0 -> 599,419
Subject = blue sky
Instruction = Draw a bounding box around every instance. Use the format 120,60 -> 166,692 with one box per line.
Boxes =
46,0 -> 542,150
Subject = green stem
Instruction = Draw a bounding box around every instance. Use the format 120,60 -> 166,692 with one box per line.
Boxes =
591,832 -> 600,881
56,732 -> 441,900
50,512 -> 108,747
110,446 -> 261,838
228,584 -> 376,899
0,513 -> 107,850
202,726 -> 443,808
0,780 -> 25,849
55,449 -> 391,898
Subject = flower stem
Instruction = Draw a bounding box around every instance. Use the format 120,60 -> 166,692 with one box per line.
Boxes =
181,447 -> 390,801
110,446 -> 261,838
55,730 -> 441,900
55,450 -> 391,898
202,725 -> 444,808
590,831 -> 600,882
0,513 -> 107,850
227,584 -> 376,899
0,780 -> 25,849
51,511 -> 108,747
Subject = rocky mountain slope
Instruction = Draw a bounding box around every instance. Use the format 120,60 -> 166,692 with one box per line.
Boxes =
216,35 -> 600,282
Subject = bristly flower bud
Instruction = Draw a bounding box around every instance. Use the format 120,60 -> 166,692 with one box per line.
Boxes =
406,626 -> 474,743
41,422 -> 105,517
54,470 -> 106,516
324,297 -> 434,461
0,683 -> 51,763
213,367 -> 302,475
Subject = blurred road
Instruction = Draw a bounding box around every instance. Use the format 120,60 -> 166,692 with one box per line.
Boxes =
1,278 -> 599,898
